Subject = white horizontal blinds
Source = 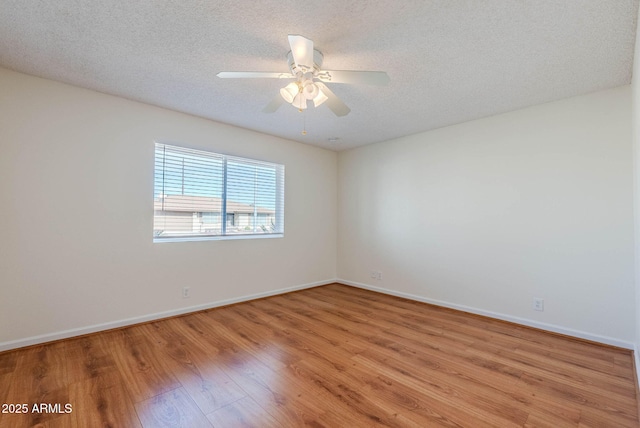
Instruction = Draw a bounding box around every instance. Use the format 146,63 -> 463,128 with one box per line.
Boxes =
226,156 -> 283,235
153,143 -> 284,241
154,143 -> 224,238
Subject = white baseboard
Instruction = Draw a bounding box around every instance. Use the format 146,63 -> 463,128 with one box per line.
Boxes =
635,344 -> 640,393
3,278 -> 632,353
0,279 -> 337,352
338,279 -> 635,350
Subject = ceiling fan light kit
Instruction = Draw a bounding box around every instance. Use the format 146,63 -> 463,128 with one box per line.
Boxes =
292,92 -> 307,110
217,35 -> 389,117
279,82 -> 298,103
302,79 -> 319,100
312,88 -> 329,107
279,77 -> 327,111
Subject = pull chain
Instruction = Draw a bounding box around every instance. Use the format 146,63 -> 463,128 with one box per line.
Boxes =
301,109 -> 307,135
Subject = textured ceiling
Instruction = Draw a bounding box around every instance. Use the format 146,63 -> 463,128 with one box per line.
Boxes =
0,1 -> 637,151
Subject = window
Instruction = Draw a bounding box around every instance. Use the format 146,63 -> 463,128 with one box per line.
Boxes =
154,143 -> 284,242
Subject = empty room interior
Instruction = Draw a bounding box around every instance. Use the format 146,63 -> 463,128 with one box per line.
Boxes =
2,1 -> 640,427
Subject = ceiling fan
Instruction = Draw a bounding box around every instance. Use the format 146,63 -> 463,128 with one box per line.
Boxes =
217,35 -> 390,117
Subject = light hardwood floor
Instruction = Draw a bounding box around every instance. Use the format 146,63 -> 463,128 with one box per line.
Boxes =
0,283 -> 637,427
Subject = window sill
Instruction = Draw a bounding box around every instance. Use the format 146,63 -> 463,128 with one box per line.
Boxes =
153,233 -> 284,243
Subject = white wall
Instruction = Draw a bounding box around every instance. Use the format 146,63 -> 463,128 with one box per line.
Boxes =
338,86 -> 635,346
1,65 -> 635,351
633,4 -> 640,379
0,68 -> 337,349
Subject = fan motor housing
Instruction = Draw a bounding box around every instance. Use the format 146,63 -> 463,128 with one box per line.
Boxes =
287,49 -> 324,76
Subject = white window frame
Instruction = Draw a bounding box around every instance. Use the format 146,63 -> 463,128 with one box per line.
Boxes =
153,143 -> 284,243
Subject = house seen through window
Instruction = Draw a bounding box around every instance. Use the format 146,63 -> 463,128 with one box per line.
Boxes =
154,143 -> 284,241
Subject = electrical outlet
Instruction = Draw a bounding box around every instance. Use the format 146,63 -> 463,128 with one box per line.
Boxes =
371,271 -> 377,279
182,287 -> 190,298
376,271 -> 382,280
533,297 -> 544,312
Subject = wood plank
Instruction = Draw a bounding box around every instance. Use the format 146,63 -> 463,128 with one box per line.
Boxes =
578,406 -> 639,428
68,371 -> 142,428
249,298 -> 369,355
206,396 -> 279,428
216,350 -> 329,426
513,345 -> 634,396
0,351 -> 17,376
469,341 -> 636,414
135,387 -> 211,428
100,329 -> 181,403
517,372 -> 636,422
0,283 -> 637,426
291,355 -> 491,427
62,335 -> 117,384
0,343 -> 70,428
0,372 -> 12,409
139,319 -> 246,414
524,411 -> 580,428
351,351 -> 528,427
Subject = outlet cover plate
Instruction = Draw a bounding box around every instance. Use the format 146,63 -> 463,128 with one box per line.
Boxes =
533,297 -> 544,312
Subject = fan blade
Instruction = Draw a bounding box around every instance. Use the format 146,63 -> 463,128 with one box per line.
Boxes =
316,70 -> 390,86
288,35 -> 314,71
262,95 -> 285,113
217,71 -> 294,79
315,82 -> 350,117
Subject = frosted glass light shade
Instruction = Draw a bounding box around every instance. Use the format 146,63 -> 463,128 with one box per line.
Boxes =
302,80 -> 319,100
312,88 -> 329,107
280,82 -> 298,103
292,93 -> 307,109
